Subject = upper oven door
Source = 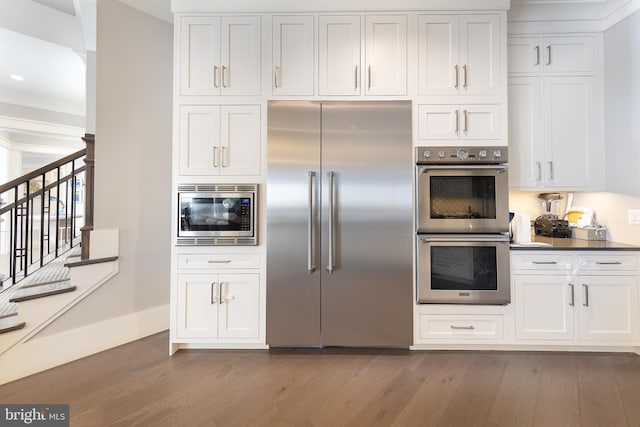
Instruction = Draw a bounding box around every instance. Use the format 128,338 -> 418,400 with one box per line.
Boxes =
179,192 -> 254,237
416,164 -> 509,233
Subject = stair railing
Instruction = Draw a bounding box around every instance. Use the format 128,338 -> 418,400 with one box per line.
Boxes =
0,142 -> 90,289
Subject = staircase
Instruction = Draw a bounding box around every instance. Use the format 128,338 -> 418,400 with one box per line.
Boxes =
0,134 -> 95,336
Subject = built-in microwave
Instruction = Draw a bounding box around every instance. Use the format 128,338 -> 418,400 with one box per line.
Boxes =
177,183 -> 258,246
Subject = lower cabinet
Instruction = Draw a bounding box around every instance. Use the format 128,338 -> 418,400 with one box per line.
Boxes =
176,273 -> 260,340
513,251 -> 639,345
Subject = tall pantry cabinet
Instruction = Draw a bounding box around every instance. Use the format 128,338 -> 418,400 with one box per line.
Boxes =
169,2 -> 509,353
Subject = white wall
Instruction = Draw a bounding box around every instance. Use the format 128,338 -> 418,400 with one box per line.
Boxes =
42,0 -> 173,334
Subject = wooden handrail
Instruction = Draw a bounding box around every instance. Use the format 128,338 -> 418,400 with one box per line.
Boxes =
0,148 -> 86,195
80,134 -> 95,260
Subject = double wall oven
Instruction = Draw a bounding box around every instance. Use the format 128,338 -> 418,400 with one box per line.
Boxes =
416,147 -> 511,304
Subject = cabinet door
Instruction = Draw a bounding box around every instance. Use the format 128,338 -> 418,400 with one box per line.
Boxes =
542,36 -> 595,74
220,105 -> 261,176
220,16 -> 261,95
179,106 -> 221,176
318,16 -> 361,95
514,274 -> 575,340
508,77 -> 542,188
176,274 -> 219,339
459,104 -> 501,140
418,15 -> 458,96
508,36 -> 541,74
272,15 -> 314,95
544,76 -> 598,189
578,276 -> 638,342
180,16 -> 221,96
417,105 -> 459,140
459,15 -> 500,95
218,274 -> 260,338
364,15 -> 407,96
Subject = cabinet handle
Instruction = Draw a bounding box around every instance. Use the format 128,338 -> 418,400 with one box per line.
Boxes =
274,65 -> 280,88
308,171 -> 316,273
454,65 -> 459,89
463,64 -> 468,88
208,260 -> 231,264
222,65 -> 227,88
214,65 -> 219,88
451,325 -> 475,330
327,171 -> 335,274
213,147 -> 219,167
532,261 -> 558,264
455,109 -> 459,133
222,146 -> 228,168
596,261 -> 622,265
354,65 -> 358,90
211,282 -> 219,304
463,110 -> 468,132
534,45 -> 540,66
569,283 -> 575,306
219,281 -> 225,304
537,162 -> 542,181
582,284 -> 589,307
548,161 -> 554,180
368,65 -> 372,90
546,46 -> 551,65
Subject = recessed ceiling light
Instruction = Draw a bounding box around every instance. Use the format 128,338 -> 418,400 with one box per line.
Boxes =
10,74 -> 24,81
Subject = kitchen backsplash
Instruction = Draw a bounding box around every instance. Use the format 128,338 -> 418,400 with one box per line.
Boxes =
509,191 -> 640,245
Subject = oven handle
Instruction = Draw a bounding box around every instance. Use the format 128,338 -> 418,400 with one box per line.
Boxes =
419,234 -> 511,243
419,165 -> 508,172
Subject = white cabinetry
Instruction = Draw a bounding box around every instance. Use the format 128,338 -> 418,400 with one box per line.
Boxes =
512,251 -> 639,344
508,34 -> 603,190
318,15 -> 361,95
178,105 -> 261,176
418,15 -> 500,96
417,104 -> 501,142
364,15 -> 407,95
179,16 -> 261,96
173,252 -> 263,346
272,15 -> 314,95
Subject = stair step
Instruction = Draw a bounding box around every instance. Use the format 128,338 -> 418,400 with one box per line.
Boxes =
0,315 -> 26,335
9,281 -> 76,303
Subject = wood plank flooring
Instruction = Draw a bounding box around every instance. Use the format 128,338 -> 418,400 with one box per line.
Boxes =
1,332 -> 640,426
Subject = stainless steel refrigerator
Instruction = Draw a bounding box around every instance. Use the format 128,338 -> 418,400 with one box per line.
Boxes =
266,101 -> 413,347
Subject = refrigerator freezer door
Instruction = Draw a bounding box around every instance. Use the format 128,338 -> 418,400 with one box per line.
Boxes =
321,101 -> 413,347
267,101 -> 322,346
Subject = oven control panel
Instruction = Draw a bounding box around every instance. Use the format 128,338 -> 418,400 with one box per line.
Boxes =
416,146 -> 508,164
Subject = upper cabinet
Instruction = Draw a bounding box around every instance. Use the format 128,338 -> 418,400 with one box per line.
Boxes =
508,34 -> 603,191
272,15 -> 315,96
418,15 -> 500,97
508,36 -> 594,75
179,16 -> 261,96
318,14 -> 408,96
318,15 -> 362,95
364,15 -> 407,96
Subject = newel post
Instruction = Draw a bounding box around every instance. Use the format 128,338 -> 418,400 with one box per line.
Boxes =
81,133 -> 95,260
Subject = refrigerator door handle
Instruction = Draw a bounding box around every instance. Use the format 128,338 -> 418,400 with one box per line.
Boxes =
307,171 -> 316,273
327,170 -> 335,274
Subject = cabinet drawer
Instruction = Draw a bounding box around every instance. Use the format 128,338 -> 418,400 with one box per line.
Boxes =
577,255 -> 637,272
419,314 -> 503,340
511,254 -> 573,271
178,253 -> 260,270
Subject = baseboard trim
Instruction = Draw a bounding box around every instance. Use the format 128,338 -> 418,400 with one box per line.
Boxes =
0,304 -> 169,385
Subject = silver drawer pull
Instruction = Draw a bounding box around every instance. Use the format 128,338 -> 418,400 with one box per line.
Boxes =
208,260 -> 232,264
450,325 -> 475,330
595,261 -> 622,265
532,261 -> 558,265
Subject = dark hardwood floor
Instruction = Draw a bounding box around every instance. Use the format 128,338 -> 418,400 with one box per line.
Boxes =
2,331 -> 640,426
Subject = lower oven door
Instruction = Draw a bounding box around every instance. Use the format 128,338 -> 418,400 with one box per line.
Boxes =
416,234 -> 511,304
